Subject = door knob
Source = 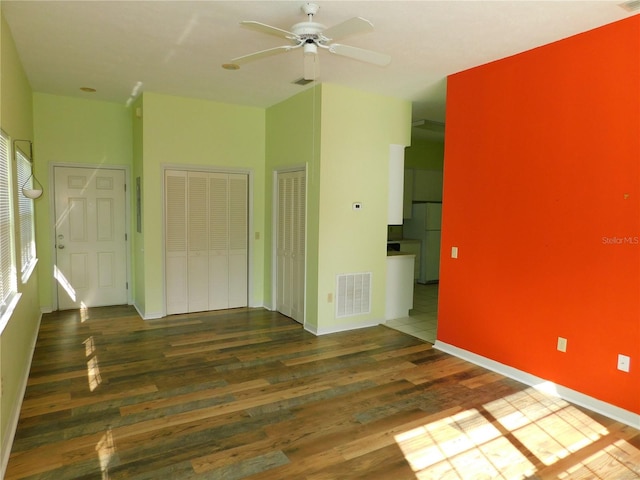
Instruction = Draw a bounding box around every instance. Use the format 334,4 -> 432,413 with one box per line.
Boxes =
58,244 -> 65,249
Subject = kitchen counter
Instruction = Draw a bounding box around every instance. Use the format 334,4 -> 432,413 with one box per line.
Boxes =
387,239 -> 421,279
385,253 -> 415,320
386,251 -> 414,257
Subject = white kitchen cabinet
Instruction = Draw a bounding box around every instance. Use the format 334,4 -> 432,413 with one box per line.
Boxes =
388,144 -> 407,225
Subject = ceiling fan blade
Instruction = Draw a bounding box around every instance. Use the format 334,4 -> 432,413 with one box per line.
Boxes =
304,53 -> 319,80
232,45 -> 295,65
240,21 -> 296,40
322,17 -> 374,41
328,44 -> 391,66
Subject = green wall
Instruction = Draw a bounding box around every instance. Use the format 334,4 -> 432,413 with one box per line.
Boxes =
0,11 -> 41,468
131,97 -> 145,313
265,86 -> 322,328
31,92 -> 266,318
264,84 -> 410,333
138,92 -> 266,317
316,84 -> 411,333
32,93 -> 133,310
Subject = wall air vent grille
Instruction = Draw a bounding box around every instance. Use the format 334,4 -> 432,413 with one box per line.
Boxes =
336,272 -> 372,318
293,77 -> 314,86
620,0 -> 640,11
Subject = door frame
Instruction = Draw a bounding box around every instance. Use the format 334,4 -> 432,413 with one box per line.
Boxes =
271,165 -> 307,324
49,162 -> 132,311
161,164 -> 254,317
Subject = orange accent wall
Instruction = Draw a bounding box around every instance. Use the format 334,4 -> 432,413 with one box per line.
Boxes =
439,16 -> 640,414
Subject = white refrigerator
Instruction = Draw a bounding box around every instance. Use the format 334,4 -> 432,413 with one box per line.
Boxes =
402,202 -> 442,284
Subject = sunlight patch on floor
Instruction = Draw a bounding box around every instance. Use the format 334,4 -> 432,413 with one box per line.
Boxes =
394,385 -> 622,479
484,386 -> 608,466
87,356 -> 102,391
558,439 -> 640,479
395,408 -> 536,479
96,427 -> 117,480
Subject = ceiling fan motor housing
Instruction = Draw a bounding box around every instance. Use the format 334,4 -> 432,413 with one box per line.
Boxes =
302,3 -> 320,16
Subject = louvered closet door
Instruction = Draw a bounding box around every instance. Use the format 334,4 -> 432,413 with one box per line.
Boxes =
188,172 -> 210,312
291,173 -> 305,321
276,170 -> 305,323
165,170 -> 248,315
209,174 -> 229,310
227,174 -> 248,308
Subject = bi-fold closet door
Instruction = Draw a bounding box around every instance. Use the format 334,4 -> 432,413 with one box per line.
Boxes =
276,170 -> 305,324
165,169 -> 248,315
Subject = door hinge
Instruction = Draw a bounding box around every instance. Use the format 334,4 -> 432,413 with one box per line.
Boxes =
124,183 -> 127,192
126,282 -> 128,289
125,233 -> 128,241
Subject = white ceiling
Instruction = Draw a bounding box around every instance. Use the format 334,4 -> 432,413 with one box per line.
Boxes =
2,1 -> 636,125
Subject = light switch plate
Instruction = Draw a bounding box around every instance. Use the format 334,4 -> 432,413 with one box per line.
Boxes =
557,337 -> 567,352
451,246 -> 458,259
617,354 -> 631,372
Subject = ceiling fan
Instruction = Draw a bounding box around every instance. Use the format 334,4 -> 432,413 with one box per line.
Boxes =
225,2 -> 391,81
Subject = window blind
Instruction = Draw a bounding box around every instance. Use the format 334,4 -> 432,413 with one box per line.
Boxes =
0,131 -> 17,314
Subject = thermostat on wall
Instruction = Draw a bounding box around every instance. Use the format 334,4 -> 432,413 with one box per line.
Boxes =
353,202 -> 362,210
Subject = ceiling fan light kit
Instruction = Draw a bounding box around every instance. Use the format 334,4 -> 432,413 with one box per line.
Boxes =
225,2 -> 391,80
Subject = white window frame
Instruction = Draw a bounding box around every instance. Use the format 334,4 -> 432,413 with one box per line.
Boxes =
0,130 -> 20,333
16,146 -> 38,282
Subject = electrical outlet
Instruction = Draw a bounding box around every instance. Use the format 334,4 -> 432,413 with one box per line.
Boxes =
617,354 -> 631,372
451,246 -> 458,259
557,337 -> 567,352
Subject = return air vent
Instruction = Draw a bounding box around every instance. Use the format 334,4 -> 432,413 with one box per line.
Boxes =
292,77 -> 314,86
620,0 -> 640,11
336,272 -> 372,318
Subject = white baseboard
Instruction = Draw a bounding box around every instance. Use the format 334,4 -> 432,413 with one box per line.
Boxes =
1,312 -> 43,479
133,303 -> 163,320
306,318 -> 383,336
434,340 -> 640,430
39,306 -> 53,314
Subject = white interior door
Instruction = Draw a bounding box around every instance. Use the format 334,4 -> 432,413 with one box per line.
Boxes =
54,166 -> 127,309
276,170 -> 305,323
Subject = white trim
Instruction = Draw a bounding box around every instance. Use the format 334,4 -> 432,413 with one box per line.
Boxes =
133,302 -> 163,320
247,171 -> 255,308
20,258 -> 38,285
434,340 -> 640,430
306,318 -> 383,336
49,163 -> 131,310
0,293 -> 21,336
1,310 -> 42,479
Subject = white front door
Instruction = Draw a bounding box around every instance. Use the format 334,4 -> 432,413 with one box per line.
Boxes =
54,166 -> 128,309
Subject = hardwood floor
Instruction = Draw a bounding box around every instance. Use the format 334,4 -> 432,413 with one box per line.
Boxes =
6,306 -> 640,479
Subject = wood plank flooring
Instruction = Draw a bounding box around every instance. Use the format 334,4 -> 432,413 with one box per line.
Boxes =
6,306 -> 640,479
